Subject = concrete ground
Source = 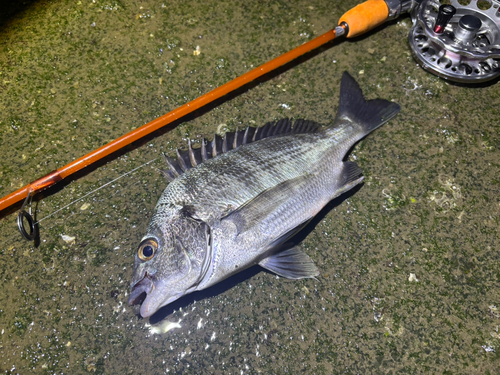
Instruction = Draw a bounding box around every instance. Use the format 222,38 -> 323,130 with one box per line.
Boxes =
0,0 -> 499,373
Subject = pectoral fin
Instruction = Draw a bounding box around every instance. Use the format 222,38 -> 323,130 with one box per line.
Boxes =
259,246 -> 319,280
223,175 -> 312,235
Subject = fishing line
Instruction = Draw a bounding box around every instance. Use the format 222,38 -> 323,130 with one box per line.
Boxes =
36,158 -> 158,225
0,158 -> 158,249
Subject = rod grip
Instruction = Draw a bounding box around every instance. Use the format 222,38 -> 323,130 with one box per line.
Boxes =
339,0 -> 389,38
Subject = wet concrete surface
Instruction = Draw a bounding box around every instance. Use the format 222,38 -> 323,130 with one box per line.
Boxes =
0,0 -> 499,373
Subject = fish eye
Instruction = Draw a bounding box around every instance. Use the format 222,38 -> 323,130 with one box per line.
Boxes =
137,238 -> 158,261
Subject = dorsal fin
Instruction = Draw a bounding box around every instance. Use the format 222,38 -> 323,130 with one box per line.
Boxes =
162,119 -> 320,181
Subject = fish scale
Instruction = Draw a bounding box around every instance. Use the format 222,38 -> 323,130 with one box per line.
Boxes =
128,72 -> 400,318
161,132 -> 333,221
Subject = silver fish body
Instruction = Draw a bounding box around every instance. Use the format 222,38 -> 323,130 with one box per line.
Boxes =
128,72 -> 400,318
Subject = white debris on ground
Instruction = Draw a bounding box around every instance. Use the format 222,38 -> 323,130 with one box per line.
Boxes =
60,234 -> 76,244
146,319 -> 183,335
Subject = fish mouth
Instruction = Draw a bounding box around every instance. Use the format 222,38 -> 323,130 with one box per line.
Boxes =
128,273 -> 154,307
128,273 -> 182,318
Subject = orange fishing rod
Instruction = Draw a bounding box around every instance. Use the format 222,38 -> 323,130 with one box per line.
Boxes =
1,0 -> 400,240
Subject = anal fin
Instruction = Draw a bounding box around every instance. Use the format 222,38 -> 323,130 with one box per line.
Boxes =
333,161 -> 364,198
259,247 -> 319,280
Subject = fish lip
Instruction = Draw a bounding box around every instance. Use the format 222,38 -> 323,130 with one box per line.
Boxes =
128,271 -> 185,318
139,293 -> 182,318
128,273 -> 154,306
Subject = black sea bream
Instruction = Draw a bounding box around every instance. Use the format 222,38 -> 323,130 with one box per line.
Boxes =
128,72 -> 400,318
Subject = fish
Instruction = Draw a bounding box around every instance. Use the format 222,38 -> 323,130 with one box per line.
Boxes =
128,72 -> 400,318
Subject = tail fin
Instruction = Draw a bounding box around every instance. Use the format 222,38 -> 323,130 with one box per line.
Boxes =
335,72 -> 400,135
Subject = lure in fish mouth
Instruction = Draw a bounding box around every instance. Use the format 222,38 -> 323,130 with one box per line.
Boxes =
128,72 -> 401,318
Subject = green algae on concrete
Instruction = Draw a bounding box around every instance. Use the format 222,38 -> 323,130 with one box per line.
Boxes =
1,0 -> 500,373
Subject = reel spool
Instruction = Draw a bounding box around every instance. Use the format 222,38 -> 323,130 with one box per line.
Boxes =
408,0 -> 500,83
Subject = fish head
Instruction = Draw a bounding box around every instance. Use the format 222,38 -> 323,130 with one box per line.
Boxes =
128,210 -> 210,318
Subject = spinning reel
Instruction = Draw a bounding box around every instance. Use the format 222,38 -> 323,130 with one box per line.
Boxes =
406,0 -> 500,83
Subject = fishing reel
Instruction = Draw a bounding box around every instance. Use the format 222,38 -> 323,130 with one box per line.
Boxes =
405,0 -> 500,83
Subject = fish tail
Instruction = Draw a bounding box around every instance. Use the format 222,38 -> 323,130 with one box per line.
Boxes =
332,72 -> 400,138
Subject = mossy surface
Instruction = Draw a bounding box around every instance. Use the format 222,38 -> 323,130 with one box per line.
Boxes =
1,0 -> 499,373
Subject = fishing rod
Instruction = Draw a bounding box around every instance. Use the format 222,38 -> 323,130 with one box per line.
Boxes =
2,0 -> 499,240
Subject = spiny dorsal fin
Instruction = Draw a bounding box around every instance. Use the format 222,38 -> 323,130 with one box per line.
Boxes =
161,153 -> 181,182
162,119 -> 320,181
